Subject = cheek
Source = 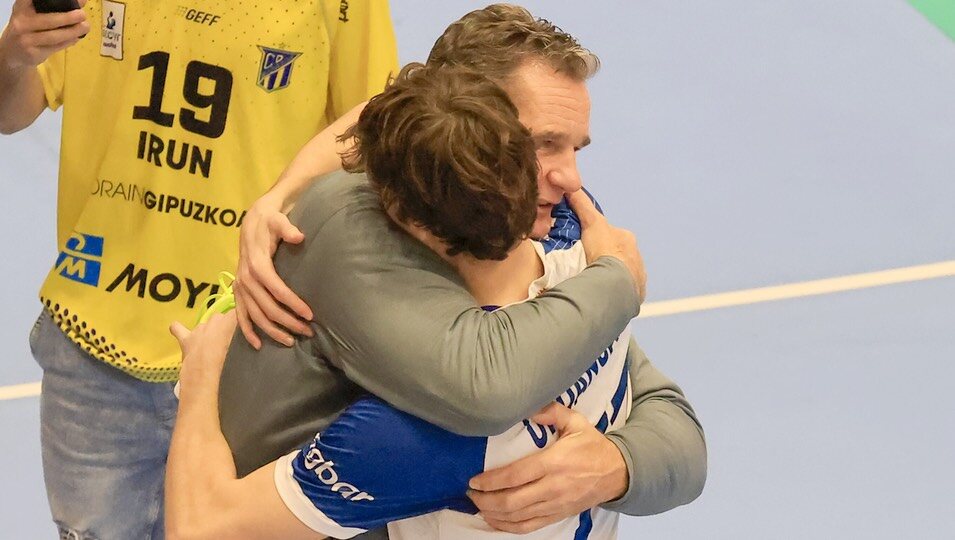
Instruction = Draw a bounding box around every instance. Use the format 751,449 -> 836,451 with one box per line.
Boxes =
532,213 -> 553,238
535,171 -> 548,194
535,156 -> 553,187
536,174 -> 560,197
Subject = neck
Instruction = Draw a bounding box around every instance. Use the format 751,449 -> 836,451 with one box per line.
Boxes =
453,241 -> 542,307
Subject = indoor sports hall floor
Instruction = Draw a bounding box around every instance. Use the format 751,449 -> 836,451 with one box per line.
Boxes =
2,1 -> 953,538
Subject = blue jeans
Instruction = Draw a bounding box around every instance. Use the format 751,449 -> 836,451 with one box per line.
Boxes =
30,310 -> 178,539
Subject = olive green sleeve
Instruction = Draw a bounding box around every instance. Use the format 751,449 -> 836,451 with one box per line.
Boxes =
601,338 -> 707,515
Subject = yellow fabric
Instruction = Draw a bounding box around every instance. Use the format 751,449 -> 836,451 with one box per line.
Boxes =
36,49 -> 65,110
37,0 -> 398,382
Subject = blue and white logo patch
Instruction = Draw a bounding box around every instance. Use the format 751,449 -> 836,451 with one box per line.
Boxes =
257,46 -> 302,92
55,233 -> 105,287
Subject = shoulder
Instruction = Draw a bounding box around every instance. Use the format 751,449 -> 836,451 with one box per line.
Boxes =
538,242 -> 588,288
288,171 -> 380,233
287,170 -> 403,253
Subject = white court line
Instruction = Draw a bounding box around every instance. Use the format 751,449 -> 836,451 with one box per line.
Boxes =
0,382 -> 41,401
638,260 -> 955,318
1,260 -> 953,402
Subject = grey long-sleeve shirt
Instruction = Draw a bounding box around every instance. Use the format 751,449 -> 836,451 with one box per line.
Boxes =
218,171 -> 705,527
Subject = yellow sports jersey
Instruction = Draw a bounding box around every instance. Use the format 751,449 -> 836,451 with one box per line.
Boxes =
37,0 -> 398,382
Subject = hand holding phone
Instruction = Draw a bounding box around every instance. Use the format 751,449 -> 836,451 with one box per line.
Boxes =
0,0 -> 88,70
32,0 -> 81,14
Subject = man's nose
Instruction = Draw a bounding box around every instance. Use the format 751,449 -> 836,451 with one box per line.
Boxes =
544,152 -> 582,194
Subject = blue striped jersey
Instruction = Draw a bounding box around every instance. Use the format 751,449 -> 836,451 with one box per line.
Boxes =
272,238 -> 632,539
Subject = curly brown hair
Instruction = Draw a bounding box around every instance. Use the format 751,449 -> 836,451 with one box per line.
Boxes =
427,3 -> 600,83
340,63 -> 539,261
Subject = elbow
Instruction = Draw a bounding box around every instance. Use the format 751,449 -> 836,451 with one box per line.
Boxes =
680,450 -> 708,507
0,110 -> 31,135
166,518 -> 220,540
165,498 -> 230,540
662,428 -> 709,512
674,418 -> 708,507
165,520 -> 194,540
634,457 -> 707,517
0,121 -> 22,135
684,432 -> 708,504
165,510 -> 208,540
652,424 -> 707,513
0,115 -> 32,134
0,106 -> 42,134
614,419 -> 709,516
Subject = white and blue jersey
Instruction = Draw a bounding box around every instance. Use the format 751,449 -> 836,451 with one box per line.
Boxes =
274,233 -> 631,539
538,187 -> 597,253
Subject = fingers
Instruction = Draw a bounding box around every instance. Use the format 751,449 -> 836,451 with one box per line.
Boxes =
469,480 -> 549,515
271,214 -> 305,245
19,10 -> 86,32
237,212 -> 312,325
565,189 -> 602,228
4,3 -> 88,68
237,239 -> 313,333
469,452 -> 547,492
255,264 -> 313,323
482,513 -> 563,535
14,41 -> 71,64
480,497 -> 560,524
234,293 -> 262,350
26,23 -> 87,47
472,476 -> 570,534
234,277 -> 297,347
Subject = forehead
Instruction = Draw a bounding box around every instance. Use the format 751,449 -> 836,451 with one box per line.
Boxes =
503,61 -> 591,140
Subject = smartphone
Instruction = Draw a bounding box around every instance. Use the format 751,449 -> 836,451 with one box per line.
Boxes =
33,0 -> 81,13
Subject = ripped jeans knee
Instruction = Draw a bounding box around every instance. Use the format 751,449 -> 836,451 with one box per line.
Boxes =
56,522 -> 98,540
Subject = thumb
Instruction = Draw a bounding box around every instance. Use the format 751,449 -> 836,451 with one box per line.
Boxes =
566,189 -> 602,228
530,402 -> 588,436
169,321 -> 191,347
529,402 -> 563,427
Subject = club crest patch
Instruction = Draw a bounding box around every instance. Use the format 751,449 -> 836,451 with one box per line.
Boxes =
257,46 -> 303,92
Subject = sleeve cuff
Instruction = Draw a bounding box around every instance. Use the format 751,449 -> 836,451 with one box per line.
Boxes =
273,450 -> 368,539
599,433 -> 637,512
36,56 -> 64,111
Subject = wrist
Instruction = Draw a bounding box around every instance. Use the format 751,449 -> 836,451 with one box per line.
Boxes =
177,361 -> 226,405
256,187 -> 293,214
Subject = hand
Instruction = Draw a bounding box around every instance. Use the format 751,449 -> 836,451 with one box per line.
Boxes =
234,192 -> 313,349
467,403 -> 629,534
0,0 -> 89,70
567,189 -> 647,303
169,312 -> 237,398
